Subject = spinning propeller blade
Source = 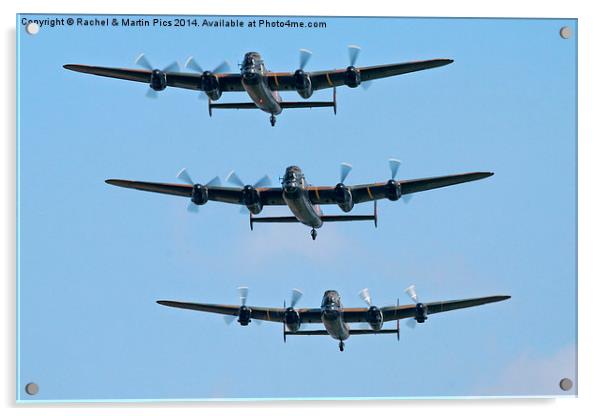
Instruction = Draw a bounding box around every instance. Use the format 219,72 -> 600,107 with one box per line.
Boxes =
184,56 -> 203,73
254,174 -> 272,188
213,60 -> 231,74
358,288 -> 372,306
177,168 -> 195,185
238,286 -> 249,306
340,162 -> 353,183
176,169 -> 220,213
226,171 -> 271,188
404,284 -> 419,303
348,45 -> 361,67
187,202 -> 199,213
135,53 -> 153,70
135,54 -> 179,98
299,48 -> 313,70
290,289 -> 303,308
135,53 -> 180,73
226,171 -> 245,188
206,176 -> 221,187
185,57 -> 230,74
388,158 -> 401,179
389,158 -> 412,204
162,61 -> 180,73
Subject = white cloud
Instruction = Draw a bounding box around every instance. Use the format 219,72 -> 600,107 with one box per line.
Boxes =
234,223 -> 354,265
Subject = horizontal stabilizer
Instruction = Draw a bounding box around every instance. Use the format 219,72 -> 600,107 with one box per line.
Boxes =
209,101 -> 335,111
279,101 -> 335,109
209,102 -> 257,110
321,214 -> 375,224
348,329 -> 398,335
285,330 -> 329,336
250,212 -> 377,229
251,216 -> 299,224
285,328 -> 399,336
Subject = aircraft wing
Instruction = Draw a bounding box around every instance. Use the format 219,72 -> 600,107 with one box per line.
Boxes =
379,295 -> 511,322
157,300 -> 322,323
105,179 -> 286,206
63,64 -> 246,92
264,59 -> 453,91
307,172 -> 493,205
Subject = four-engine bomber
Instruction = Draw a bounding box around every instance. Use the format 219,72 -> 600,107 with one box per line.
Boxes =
105,160 -> 493,240
158,286 -> 511,351
64,46 -> 453,126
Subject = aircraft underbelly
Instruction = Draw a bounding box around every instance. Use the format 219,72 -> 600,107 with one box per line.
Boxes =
242,80 -> 282,114
283,191 -> 322,228
322,315 -> 350,341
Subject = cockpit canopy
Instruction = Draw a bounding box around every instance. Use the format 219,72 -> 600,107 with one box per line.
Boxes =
283,165 -> 303,183
322,290 -> 341,307
243,52 -> 263,69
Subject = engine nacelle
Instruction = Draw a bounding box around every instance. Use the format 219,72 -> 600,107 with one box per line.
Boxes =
284,307 -> 301,332
237,305 -> 252,326
335,183 -> 354,212
294,69 -> 313,99
415,302 -> 428,323
149,69 -> 167,91
344,66 -> 361,88
191,184 -> 209,206
385,179 -> 402,201
242,185 -> 263,215
200,71 -> 222,101
366,306 -> 383,331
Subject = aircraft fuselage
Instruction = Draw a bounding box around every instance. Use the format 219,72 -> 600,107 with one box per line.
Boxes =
321,290 -> 350,341
281,165 -> 323,228
241,52 -> 282,115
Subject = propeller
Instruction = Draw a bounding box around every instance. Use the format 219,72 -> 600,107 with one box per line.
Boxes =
135,53 -> 180,98
299,48 -> 313,70
176,168 -> 220,213
184,57 -> 230,100
224,286 -> 249,325
388,158 -> 412,204
346,45 -> 373,90
184,56 -> 231,74
226,171 -> 271,214
405,284 -> 419,303
404,284 -> 421,329
238,286 -> 249,306
226,171 -> 272,188
283,289 -> 304,331
358,288 -> 372,306
348,45 -> 361,67
388,158 -> 401,180
340,162 -> 353,184
239,285 -> 262,326
290,288 -> 303,308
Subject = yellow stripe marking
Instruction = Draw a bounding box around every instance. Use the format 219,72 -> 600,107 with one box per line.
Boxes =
367,187 -> 374,199
326,72 -> 333,87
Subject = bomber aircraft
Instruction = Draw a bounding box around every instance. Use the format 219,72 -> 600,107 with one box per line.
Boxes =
63,46 -> 453,126
106,159 -> 493,240
158,285 -> 510,351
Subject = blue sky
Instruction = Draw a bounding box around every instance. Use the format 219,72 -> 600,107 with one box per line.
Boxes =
17,15 -> 576,401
